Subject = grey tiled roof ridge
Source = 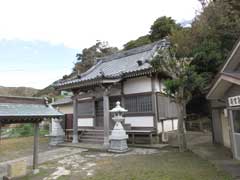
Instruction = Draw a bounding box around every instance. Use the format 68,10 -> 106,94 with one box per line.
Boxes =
55,38 -> 169,88
0,103 -> 63,117
57,68 -> 154,89
78,39 -> 166,79
97,40 -> 161,62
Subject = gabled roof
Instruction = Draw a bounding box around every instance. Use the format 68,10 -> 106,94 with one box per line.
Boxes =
0,96 -> 63,124
220,39 -> 240,72
55,39 -> 169,90
207,38 -> 240,100
0,103 -> 63,117
207,72 -> 240,99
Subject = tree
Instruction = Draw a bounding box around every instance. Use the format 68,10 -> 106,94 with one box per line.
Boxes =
190,0 -> 240,84
123,16 -> 181,50
123,35 -> 151,50
150,16 -> 181,42
74,41 -> 118,74
151,47 -> 205,152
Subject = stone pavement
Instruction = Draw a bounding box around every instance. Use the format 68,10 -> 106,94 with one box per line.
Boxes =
58,142 -> 169,151
0,147 -> 87,178
187,132 -> 240,180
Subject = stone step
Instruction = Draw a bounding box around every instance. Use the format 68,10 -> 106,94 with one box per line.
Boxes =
81,129 -> 104,132
83,133 -> 104,137
79,129 -> 105,144
84,131 -> 104,134
80,138 -> 104,144
81,135 -> 104,140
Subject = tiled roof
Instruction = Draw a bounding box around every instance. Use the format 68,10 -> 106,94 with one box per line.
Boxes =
51,97 -> 73,106
222,72 -> 240,80
56,39 -> 169,89
0,103 -> 63,117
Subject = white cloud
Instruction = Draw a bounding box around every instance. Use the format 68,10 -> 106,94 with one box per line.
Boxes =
0,0 -> 201,89
0,68 -> 71,89
0,0 -> 201,49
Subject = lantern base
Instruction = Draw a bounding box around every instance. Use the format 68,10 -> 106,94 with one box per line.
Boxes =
46,135 -> 65,146
108,139 -> 129,153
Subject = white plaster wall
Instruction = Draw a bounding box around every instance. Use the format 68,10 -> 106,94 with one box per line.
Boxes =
163,120 -> 173,132
125,116 -> 154,127
124,76 -> 152,94
173,119 -> 178,130
154,78 -> 161,92
78,118 -> 94,127
157,119 -> 178,133
159,81 -> 167,93
56,104 -> 73,114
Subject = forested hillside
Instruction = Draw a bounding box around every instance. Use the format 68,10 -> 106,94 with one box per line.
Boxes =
0,86 -> 39,97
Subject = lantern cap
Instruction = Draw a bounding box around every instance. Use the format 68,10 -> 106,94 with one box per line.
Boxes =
110,101 -> 128,113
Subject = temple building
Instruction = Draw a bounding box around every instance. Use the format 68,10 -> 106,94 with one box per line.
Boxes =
54,39 -> 178,146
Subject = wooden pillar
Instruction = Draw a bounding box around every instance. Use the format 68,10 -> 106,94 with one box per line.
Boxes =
72,96 -> 79,143
92,97 -> 96,127
0,121 -> 2,144
103,89 -> 110,147
120,81 -> 125,107
33,122 -> 39,172
162,120 -> 165,133
151,75 -> 159,143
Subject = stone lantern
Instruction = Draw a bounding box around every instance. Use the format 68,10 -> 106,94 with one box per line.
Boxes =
47,118 -> 65,145
109,101 -> 129,153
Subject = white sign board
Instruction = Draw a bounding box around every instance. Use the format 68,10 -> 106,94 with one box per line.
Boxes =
228,96 -> 240,107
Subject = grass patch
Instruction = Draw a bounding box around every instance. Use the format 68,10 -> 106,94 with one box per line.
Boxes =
0,136 -> 49,162
84,152 -> 231,180
2,124 -> 49,138
21,148 -> 232,180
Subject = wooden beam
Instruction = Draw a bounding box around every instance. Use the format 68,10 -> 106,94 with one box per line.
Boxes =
33,122 -> 39,172
76,92 -> 95,100
103,88 -> 110,147
72,96 -> 79,143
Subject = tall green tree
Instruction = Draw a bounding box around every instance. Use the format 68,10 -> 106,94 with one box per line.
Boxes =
151,47 -> 205,151
123,16 -> 181,50
150,16 -> 181,41
123,35 -> 151,50
74,41 -> 118,74
190,0 -> 240,83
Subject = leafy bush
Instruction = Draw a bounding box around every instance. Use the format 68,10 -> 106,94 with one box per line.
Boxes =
3,124 -> 49,138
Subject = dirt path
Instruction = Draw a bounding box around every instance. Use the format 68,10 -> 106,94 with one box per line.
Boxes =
0,147 -> 87,178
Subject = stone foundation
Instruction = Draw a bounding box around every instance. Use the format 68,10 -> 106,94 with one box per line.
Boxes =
48,135 -> 64,146
108,139 -> 128,153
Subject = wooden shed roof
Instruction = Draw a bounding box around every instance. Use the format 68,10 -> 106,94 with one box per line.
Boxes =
0,96 -> 63,124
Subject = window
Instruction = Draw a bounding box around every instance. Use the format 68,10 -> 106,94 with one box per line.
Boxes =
232,110 -> 240,133
124,94 -> 152,113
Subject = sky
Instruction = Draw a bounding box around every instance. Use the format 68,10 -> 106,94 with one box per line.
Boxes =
0,0 -> 201,89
